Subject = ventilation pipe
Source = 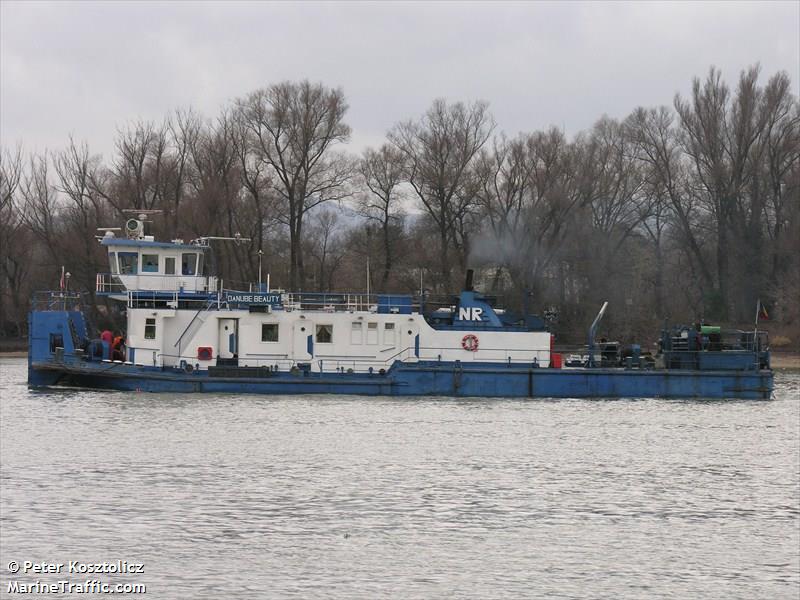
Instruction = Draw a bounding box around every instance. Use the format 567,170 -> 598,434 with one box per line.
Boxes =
587,302 -> 609,368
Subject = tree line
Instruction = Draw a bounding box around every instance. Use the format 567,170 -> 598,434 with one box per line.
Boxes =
1,65 -> 798,345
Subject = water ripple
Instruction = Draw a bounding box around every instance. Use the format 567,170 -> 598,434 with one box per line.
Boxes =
1,359 -> 798,599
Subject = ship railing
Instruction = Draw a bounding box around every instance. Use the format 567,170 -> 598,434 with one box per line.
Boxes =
663,328 -> 769,353
156,353 -> 299,371
247,283 -> 287,294
125,291 -> 216,310
95,273 -> 126,293
412,346 -> 550,365
156,343 -> 550,369
312,348 -> 550,372
31,291 -> 88,312
282,292 -> 418,313
95,273 -> 219,294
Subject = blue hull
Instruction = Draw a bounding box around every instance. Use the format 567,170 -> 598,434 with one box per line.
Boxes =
29,360 -> 773,400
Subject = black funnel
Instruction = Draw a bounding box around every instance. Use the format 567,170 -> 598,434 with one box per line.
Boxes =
465,269 -> 474,291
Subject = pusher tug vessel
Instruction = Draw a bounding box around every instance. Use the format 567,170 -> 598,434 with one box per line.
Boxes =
27,216 -> 773,399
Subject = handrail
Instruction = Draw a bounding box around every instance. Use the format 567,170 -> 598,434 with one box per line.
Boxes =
96,272 -> 219,294
173,298 -> 217,351
31,291 -> 87,312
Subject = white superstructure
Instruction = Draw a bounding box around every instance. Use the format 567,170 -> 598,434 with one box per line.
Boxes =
96,222 -> 551,373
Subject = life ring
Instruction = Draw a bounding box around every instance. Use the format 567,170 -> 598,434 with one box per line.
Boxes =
462,334 -> 479,352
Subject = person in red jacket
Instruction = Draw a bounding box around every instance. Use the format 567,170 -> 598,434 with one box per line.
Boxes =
100,329 -> 113,360
112,333 -> 125,361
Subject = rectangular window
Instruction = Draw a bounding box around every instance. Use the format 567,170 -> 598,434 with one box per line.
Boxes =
118,252 -> 138,275
108,252 -> 118,274
367,322 -> 378,344
144,318 -> 156,340
119,252 -> 139,275
261,323 -> 279,342
141,254 -> 159,273
384,322 -> 396,345
350,322 -> 363,344
197,253 -> 204,276
316,324 -> 333,344
165,257 -> 176,275
182,253 -> 197,275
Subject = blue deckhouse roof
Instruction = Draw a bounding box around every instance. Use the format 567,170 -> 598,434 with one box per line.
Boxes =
101,238 -> 205,251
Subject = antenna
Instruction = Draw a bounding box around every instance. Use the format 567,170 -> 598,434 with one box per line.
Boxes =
95,227 -> 122,241
366,257 -> 370,298
191,234 -> 251,246
122,208 -> 162,220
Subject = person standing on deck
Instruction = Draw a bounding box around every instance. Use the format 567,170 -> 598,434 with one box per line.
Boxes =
112,332 -> 124,361
100,329 -> 113,360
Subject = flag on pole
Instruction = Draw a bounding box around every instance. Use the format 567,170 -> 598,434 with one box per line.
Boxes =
756,299 -> 769,323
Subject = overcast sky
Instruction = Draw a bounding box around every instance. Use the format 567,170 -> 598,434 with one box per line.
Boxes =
2,1 -> 798,160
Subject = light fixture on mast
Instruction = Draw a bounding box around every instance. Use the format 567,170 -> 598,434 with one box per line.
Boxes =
121,209 -> 163,240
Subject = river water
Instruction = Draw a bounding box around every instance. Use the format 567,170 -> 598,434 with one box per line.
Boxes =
1,357 -> 798,599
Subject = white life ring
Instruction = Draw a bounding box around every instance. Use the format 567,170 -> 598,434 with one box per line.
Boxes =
461,334 -> 479,352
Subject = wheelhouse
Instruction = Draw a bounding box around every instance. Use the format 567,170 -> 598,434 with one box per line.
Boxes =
97,233 -> 217,298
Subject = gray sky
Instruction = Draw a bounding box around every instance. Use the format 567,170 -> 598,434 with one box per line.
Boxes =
2,1 -> 798,160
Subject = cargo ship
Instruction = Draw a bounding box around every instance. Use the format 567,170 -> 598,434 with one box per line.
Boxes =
27,216 -> 773,399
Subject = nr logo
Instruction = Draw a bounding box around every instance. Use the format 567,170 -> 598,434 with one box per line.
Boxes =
458,307 -> 484,321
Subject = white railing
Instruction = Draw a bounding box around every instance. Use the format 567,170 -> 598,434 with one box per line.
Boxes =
96,273 -> 219,294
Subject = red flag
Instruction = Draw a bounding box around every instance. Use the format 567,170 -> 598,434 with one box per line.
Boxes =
759,301 -> 769,321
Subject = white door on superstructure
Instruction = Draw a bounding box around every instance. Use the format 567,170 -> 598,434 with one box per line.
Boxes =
400,320 -> 420,363
218,318 -> 238,359
293,320 -> 313,362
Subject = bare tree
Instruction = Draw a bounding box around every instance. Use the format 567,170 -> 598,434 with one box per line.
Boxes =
232,110 -> 281,279
166,108 -> 202,237
106,120 -> 170,212
236,80 -> 352,289
674,66 -> 769,318
357,144 -> 406,289
389,99 -> 494,291
754,73 -> 800,289
53,138 -> 108,296
626,106 -> 713,298
0,146 -> 28,335
306,209 -> 345,292
20,152 -> 61,266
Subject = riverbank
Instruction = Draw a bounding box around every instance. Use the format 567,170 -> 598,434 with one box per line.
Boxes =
770,352 -> 800,369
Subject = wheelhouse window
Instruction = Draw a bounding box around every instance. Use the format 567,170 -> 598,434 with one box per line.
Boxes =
367,322 -> 378,344
261,323 -> 279,342
141,254 -> 159,273
108,252 -> 118,274
350,322 -> 363,344
144,318 -> 156,340
119,252 -> 138,275
165,257 -> 176,275
316,324 -> 333,344
182,253 -> 197,275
